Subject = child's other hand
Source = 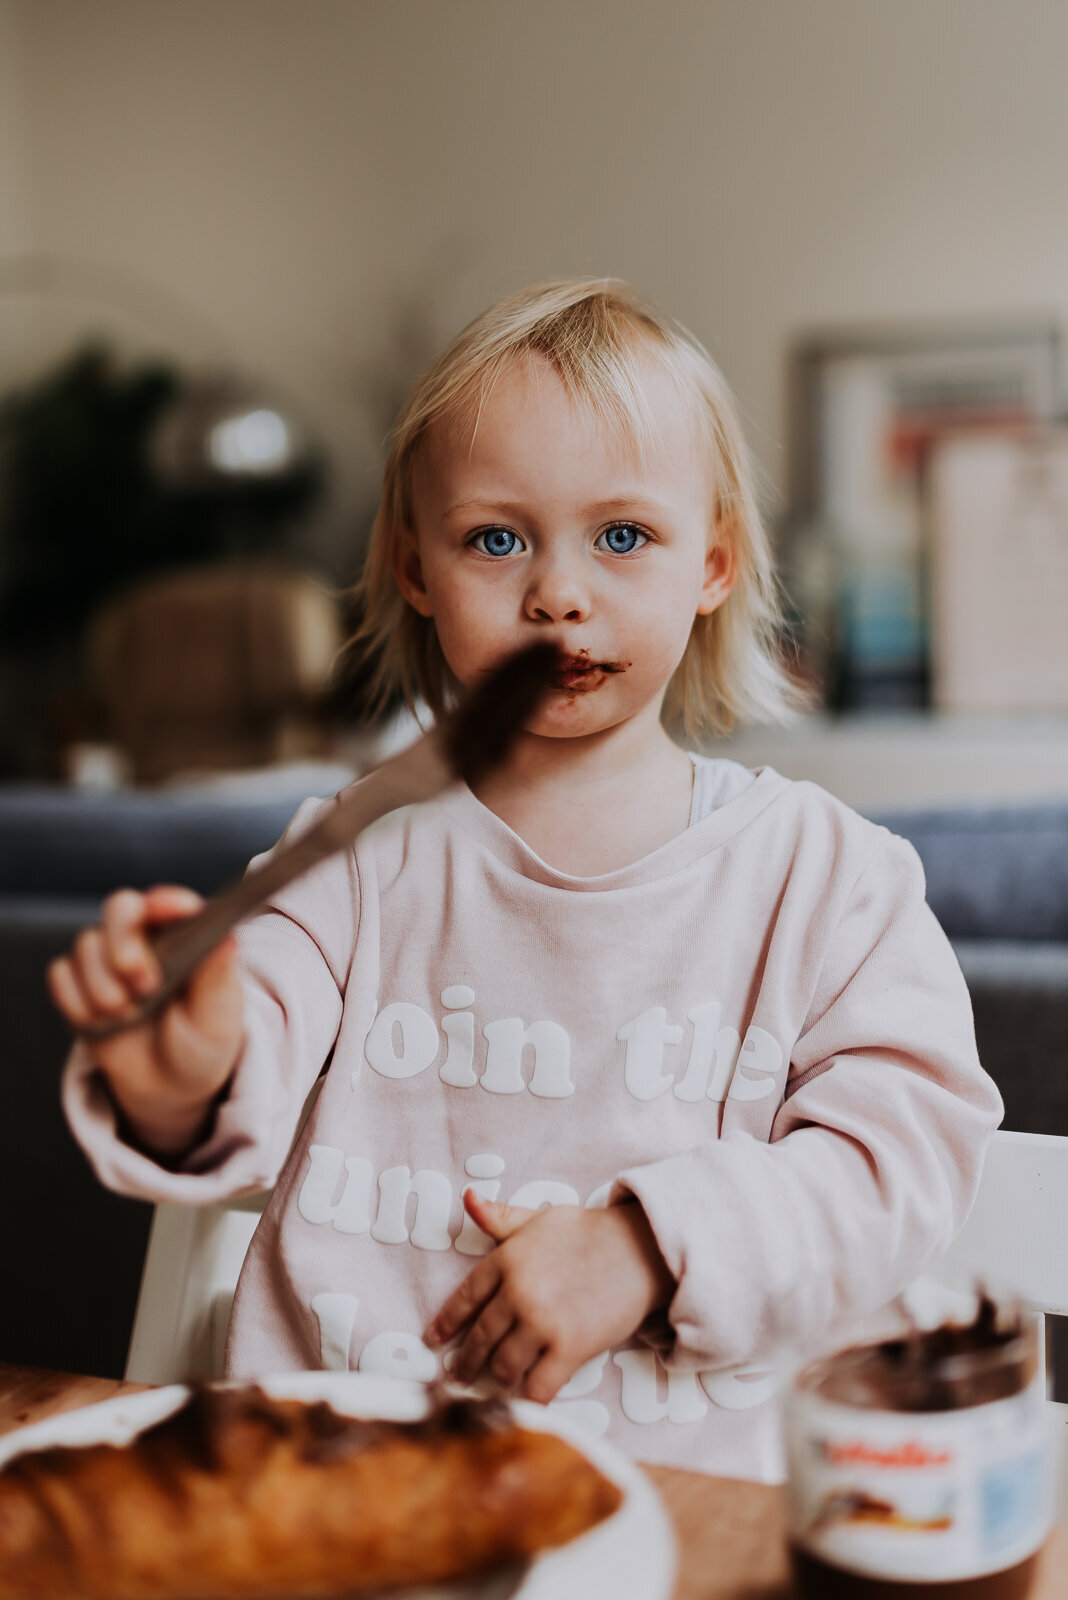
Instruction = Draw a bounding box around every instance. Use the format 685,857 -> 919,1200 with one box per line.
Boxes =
47,886 -> 243,1156
426,1191 -> 674,1403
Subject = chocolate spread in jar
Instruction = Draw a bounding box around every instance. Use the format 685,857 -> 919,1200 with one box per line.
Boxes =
785,1297 -> 1051,1600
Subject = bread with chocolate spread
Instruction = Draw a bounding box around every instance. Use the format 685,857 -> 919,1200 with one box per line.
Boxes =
0,1386 -> 622,1598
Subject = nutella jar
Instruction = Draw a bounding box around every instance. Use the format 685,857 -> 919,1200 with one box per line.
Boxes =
785,1300 -> 1052,1599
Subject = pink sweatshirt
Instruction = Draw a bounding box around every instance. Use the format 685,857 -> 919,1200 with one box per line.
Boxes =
64,760 -> 1002,1480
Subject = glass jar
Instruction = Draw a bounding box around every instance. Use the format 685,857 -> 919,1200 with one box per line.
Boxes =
784,1308 -> 1051,1599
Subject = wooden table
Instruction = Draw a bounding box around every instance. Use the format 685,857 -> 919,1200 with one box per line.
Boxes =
1,1362 -> 1066,1599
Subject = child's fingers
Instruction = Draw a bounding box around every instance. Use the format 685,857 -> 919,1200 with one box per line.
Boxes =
461,1190 -> 534,1243
522,1347 -> 575,1407
483,1325 -> 546,1393
94,885 -> 206,1004
139,885 -> 206,924
448,1290 -> 515,1385
46,954 -> 97,1029
172,934 -> 242,1044
426,1256 -> 501,1347
70,926 -> 138,1016
102,890 -> 163,996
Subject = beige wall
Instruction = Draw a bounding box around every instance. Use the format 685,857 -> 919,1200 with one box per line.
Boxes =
6,0 -> 1068,574
0,2 -> 30,250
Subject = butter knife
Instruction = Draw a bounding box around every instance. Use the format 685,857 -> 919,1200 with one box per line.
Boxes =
77,641 -> 559,1041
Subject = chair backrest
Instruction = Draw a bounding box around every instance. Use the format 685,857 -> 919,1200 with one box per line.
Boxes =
124,1191 -> 269,1384
125,1077 -> 325,1385
917,1129 -> 1068,1526
88,562 -> 342,784
927,1128 -> 1068,1315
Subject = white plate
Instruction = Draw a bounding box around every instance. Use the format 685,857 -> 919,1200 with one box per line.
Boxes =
0,1373 -> 676,1600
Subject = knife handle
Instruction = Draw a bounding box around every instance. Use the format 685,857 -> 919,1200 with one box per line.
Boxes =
77,732 -> 450,1041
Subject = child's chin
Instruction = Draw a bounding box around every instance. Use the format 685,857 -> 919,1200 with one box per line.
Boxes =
530,699 -> 620,737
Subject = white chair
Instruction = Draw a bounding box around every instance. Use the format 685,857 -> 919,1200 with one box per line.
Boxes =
124,1077 -> 322,1385
903,1128 -> 1068,1523
124,1125 -> 1068,1517
929,1129 -> 1068,1315
124,1189 -> 270,1384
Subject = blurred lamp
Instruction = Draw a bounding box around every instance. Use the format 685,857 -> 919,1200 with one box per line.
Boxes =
209,407 -> 292,474
150,375 -> 308,488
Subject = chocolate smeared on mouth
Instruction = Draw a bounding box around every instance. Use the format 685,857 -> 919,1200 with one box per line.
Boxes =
555,649 -> 632,696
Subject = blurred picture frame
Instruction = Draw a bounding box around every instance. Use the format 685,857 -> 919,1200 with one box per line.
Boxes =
784,318 -> 1063,710
930,428 -> 1068,714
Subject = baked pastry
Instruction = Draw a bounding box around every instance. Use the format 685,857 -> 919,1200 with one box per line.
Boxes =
0,1385 -> 622,1598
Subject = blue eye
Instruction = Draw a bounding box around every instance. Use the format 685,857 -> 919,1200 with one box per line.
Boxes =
470,527 -> 523,557
597,523 -> 647,554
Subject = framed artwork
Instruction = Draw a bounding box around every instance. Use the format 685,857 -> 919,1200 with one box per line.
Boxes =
784,319 -> 1062,710
930,429 -> 1068,713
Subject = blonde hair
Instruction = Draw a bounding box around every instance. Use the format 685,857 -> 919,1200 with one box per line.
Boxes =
351,277 -> 802,739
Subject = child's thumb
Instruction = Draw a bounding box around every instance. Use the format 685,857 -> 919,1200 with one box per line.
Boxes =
462,1188 -> 532,1241
181,933 -> 242,1039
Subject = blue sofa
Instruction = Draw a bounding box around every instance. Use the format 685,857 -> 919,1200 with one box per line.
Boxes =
2,782 -> 1066,1378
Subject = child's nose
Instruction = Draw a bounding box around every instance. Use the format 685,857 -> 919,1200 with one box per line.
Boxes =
523,554 -> 590,624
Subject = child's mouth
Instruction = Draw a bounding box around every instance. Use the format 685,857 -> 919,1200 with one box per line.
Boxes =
553,650 -> 631,695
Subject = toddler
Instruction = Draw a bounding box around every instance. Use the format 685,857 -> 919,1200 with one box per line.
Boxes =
50,279 -> 1002,1480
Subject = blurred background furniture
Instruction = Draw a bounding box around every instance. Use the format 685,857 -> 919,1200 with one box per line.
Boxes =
85,561 -> 342,784
871,803 -> 1068,1141
0,333 -> 328,784
3,778 -> 1067,1378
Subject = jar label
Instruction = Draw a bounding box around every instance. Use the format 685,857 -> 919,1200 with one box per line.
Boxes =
785,1376 -> 1052,1581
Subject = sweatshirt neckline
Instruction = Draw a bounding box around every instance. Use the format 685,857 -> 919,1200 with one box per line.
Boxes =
438,763 -> 790,892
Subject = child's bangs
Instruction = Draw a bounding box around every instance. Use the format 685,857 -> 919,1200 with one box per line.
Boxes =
437,314 -> 670,468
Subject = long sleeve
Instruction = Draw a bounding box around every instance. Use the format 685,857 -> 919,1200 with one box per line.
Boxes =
613,832 -> 1004,1372
62,797 -> 358,1205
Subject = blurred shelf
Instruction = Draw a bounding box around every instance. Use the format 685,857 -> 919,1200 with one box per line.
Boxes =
702,712 -> 1068,811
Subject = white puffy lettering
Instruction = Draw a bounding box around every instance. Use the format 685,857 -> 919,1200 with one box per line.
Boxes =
673,1001 -> 742,1103
297,1145 -> 373,1234
726,1026 -> 782,1102
481,1018 -> 574,1097
440,985 -> 475,1009
358,1331 -> 438,1382
556,1351 -> 610,1399
371,1166 -> 453,1250
310,1292 -> 358,1371
613,1349 -> 708,1424
439,1010 -> 477,1087
699,1365 -> 781,1410
465,1153 -> 505,1179
365,1002 -> 439,1080
618,1007 -> 682,1101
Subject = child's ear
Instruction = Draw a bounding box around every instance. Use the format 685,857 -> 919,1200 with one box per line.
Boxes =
697,526 -> 737,616
393,528 -> 434,618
